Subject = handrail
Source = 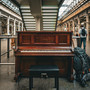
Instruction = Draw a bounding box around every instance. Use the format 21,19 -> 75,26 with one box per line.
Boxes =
0,36 -> 17,63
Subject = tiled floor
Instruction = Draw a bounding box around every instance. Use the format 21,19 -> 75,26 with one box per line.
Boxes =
0,39 -> 90,90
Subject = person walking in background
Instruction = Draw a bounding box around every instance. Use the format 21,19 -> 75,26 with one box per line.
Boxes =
79,25 -> 87,50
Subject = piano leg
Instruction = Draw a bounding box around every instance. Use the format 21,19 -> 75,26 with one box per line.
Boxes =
67,57 -> 74,82
14,72 -> 22,82
14,57 -> 22,82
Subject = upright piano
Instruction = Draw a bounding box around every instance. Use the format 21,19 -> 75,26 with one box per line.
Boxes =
15,31 -> 74,81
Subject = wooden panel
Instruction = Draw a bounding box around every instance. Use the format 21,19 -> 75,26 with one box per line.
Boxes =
58,34 -> 70,46
20,57 -> 36,76
19,34 -> 31,45
15,56 -> 70,77
17,31 -> 72,46
34,34 -> 56,44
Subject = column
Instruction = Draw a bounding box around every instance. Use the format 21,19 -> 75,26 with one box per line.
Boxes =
0,38 -> 1,63
22,23 -> 23,31
59,25 -> 61,31
14,19 -> 16,35
62,24 -> 64,31
56,25 -> 60,31
68,22 -> 70,31
65,23 -> 67,31
35,17 -> 43,31
18,21 -> 20,31
77,16 -> 80,33
63,24 -> 65,31
72,19 -> 75,34
0,14 -> 2,35
7,16 -> 10,35
61,25 -> 63,31
35,17 -> 40,31
86,14 -> 90,41
66,23 -> 69,31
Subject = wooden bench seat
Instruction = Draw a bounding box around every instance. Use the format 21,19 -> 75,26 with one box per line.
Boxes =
29,65 -> 59,90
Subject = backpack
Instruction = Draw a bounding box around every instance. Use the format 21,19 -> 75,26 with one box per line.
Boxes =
82,29 -> 86,36
74,47 -> 89,73
74,47 -> 90,87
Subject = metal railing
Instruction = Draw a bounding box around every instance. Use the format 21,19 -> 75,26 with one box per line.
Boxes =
0,35 -> 17,65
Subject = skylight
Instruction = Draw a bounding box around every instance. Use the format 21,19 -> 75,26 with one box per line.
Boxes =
58,0 -> 81,20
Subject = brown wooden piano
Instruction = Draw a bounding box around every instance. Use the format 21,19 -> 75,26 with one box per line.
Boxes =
15,31 -> 74,81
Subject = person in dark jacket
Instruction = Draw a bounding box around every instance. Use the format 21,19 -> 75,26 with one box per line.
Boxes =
79,25 -> 87,50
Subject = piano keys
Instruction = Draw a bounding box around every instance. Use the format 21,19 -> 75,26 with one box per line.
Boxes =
20,49 -> 71,53
15,31 -> 74,81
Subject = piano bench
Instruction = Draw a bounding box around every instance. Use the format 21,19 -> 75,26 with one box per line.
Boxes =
29,65 -> 59,90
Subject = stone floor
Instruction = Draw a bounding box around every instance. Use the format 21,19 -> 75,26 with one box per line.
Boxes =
0,39 -> 90,90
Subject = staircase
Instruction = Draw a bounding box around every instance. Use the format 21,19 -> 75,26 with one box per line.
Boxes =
20,6 -> 36,31
42,6 -> 58,31
20,5 -> 58,31
11,0 -> 63,31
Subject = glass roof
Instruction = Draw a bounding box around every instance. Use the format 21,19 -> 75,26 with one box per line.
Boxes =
0,0 -> 20,15
58,0 -> 81,20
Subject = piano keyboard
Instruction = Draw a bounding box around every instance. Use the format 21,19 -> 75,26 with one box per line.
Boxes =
21,50 -> 71,53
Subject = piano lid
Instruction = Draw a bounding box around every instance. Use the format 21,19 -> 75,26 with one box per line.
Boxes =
17,31 -> 72,47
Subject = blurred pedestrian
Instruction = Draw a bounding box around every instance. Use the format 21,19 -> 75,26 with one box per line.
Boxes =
79,25 -> 87,50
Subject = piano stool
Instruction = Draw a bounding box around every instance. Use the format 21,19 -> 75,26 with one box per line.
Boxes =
29,65 -> 59,90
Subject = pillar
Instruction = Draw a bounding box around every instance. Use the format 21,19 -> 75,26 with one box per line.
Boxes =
64,23 -> 66,31
64,24 -> 66,31
62,24 -> 64,31
18,21 -> 20,31
35,17 -> 40,31
22,23 -> 23,31
14,19 -> 16,35
86,14 -> 90,41
61,25 -> 63,31
77,16 -> 80,33
68,22 -> 70,31
63,24 -> 65,31
60,25 -> 62,31
0,13 -> 2,35
72,19 -> 75,35
56,25 -> 60,31
66,23 -> 69,31
35,17 -> 43,31
7,16 -> 10,35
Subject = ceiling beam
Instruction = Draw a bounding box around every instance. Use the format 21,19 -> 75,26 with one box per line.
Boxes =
29,0 -> 42,17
